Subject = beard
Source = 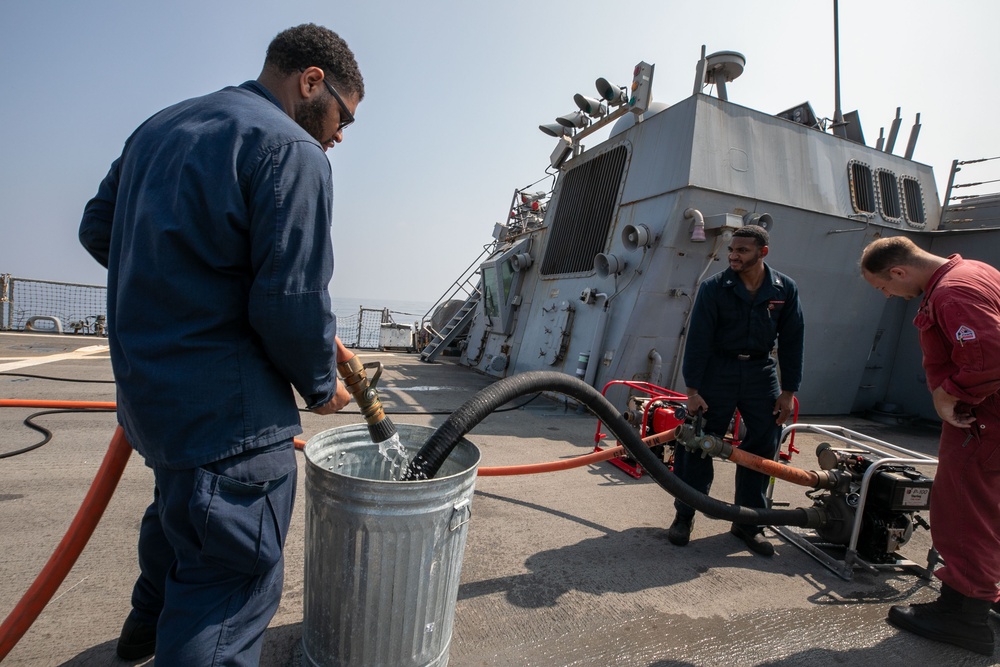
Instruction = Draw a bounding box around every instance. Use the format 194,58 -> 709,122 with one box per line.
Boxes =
294,97 -> 330,144
731,252 -> 762,273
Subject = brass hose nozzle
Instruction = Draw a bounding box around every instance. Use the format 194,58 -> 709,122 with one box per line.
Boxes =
336,355 -> 397,443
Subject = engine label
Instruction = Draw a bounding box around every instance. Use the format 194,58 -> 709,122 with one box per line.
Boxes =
902,487 -> 930,507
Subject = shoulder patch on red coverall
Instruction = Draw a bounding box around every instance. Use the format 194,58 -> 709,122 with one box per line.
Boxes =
956,325 -> 977,342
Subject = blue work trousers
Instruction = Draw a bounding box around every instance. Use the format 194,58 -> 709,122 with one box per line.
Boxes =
673,358 -> 781,526
129,441 -> 297,666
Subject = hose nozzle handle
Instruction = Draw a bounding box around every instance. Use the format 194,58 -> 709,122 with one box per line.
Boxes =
336,356 -> 386,424
336,354 -> 397,444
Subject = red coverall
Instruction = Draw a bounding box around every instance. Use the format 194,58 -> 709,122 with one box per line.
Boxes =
915,255 -> 1000,601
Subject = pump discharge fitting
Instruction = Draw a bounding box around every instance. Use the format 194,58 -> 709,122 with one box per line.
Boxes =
336,341 -> 398,444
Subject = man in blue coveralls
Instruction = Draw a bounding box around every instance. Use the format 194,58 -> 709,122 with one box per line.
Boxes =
79,24 -> 361,664
667,225 -> 804,556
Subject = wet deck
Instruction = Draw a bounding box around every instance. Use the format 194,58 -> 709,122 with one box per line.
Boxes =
0,332 -> 993,666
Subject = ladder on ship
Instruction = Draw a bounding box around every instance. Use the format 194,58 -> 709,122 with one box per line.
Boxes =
419,291 -> 481,362
419,245 -> 493,362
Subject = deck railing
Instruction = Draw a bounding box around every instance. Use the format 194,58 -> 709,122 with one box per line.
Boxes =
0,274 -> 405,350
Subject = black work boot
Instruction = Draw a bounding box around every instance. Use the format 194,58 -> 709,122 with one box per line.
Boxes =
667,515 -> 694,546
729,523 -> 774,557
116,611 -> 156,661
887,583 -> 995,656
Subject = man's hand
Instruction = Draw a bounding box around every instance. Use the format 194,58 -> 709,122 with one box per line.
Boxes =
932,385 -> 975,429
335,335 -> 352,364
773,391 -> 795,425
686,392 -> 708,415
312,336 -> 355,415
311,381 -> 352,415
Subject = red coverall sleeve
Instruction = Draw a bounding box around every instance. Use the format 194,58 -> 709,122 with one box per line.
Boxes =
933,298 -> 1000,404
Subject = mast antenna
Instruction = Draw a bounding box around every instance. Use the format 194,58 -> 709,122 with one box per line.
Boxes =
832,0 -> 847,137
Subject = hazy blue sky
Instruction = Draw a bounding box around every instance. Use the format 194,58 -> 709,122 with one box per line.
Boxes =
1,0 -> 997,303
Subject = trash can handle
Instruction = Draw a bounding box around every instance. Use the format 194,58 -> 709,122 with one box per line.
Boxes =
449,499 -> 472,531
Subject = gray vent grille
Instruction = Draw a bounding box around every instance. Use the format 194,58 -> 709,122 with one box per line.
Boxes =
541,146 -> 628,275
849,161 -> 875,214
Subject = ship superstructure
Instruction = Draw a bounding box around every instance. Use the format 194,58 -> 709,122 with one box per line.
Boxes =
422,46 -> 1000,421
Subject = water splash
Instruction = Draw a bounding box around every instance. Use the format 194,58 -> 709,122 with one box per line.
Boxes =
378,432 -> 411,481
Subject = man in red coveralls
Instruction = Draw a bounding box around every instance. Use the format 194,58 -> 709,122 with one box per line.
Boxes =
861,236 -> 1000,656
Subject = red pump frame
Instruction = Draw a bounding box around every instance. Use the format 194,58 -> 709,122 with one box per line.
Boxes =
593,380 -> 801,478
593,380 -> 688,478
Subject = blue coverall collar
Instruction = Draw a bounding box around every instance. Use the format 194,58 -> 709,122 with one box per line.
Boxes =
721,263 -> 782,303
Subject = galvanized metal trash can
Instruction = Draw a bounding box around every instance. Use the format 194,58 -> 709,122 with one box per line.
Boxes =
302,423 -> 480,667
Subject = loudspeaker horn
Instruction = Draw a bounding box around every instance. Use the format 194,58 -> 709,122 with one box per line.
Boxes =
510,253 -> 532,272
742,212 -> 774,231
622,224 -> 652,251
594,253 -> 625,278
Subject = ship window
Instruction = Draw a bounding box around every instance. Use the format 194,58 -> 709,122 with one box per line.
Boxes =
482,266 -> 499,318
849,161 -> 875,215
479,238 -> 531,334
901,177 -> 926,226
876,169 -> 901,221
540,145 -> 628,276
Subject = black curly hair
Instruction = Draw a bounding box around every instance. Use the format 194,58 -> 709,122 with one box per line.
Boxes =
265,23 -> 364,99
733,224 -> 769,248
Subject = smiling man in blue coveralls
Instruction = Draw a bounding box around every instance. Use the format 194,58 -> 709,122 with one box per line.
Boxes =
79,24 -> 361,665
667,224 -> 804,556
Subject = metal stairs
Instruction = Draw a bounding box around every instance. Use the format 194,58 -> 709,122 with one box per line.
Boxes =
419,290 -> 481,362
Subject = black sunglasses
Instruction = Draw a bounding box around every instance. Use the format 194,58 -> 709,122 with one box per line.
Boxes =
322,78 -> 355,132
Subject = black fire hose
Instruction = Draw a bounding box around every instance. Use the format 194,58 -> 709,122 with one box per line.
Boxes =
403,371 -> 822,529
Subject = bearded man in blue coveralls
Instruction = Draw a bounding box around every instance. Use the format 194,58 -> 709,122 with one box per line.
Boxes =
667,225 -> 804,556
78,24 -> 362,665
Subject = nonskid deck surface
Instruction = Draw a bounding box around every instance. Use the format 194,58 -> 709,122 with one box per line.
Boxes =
0,333 -> 988,666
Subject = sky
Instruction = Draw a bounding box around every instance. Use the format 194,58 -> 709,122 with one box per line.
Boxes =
1,0 -> 998,304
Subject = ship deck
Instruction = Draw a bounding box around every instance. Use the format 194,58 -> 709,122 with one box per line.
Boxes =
0,332 -> 992,666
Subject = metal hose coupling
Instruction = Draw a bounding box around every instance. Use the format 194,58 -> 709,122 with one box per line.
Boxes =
336,355 -> 398,443
674,423 -> 734,459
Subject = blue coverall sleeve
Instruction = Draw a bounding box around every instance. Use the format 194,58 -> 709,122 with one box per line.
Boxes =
79,158 -> 121,269
776,281 -> 805,392
683,281 -> 717,389
245,141 -> 339,409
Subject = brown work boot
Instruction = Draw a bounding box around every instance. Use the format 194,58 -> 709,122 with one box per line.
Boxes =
887,583 -> 994,656
666,515 -> 694,546
729,523 -> 774,557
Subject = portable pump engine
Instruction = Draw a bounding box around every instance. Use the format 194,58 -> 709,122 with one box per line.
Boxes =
809,442 -> 932,564
621,395 -> 687,462
672,411 -> 934,566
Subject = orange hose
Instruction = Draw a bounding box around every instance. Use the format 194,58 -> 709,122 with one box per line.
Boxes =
476,427 -> 678,476
0,399 -> 117,410
477,444 -> 627,476
726,446 -> 820,487
294,427 -> 680,476
0,426 -> 132,661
